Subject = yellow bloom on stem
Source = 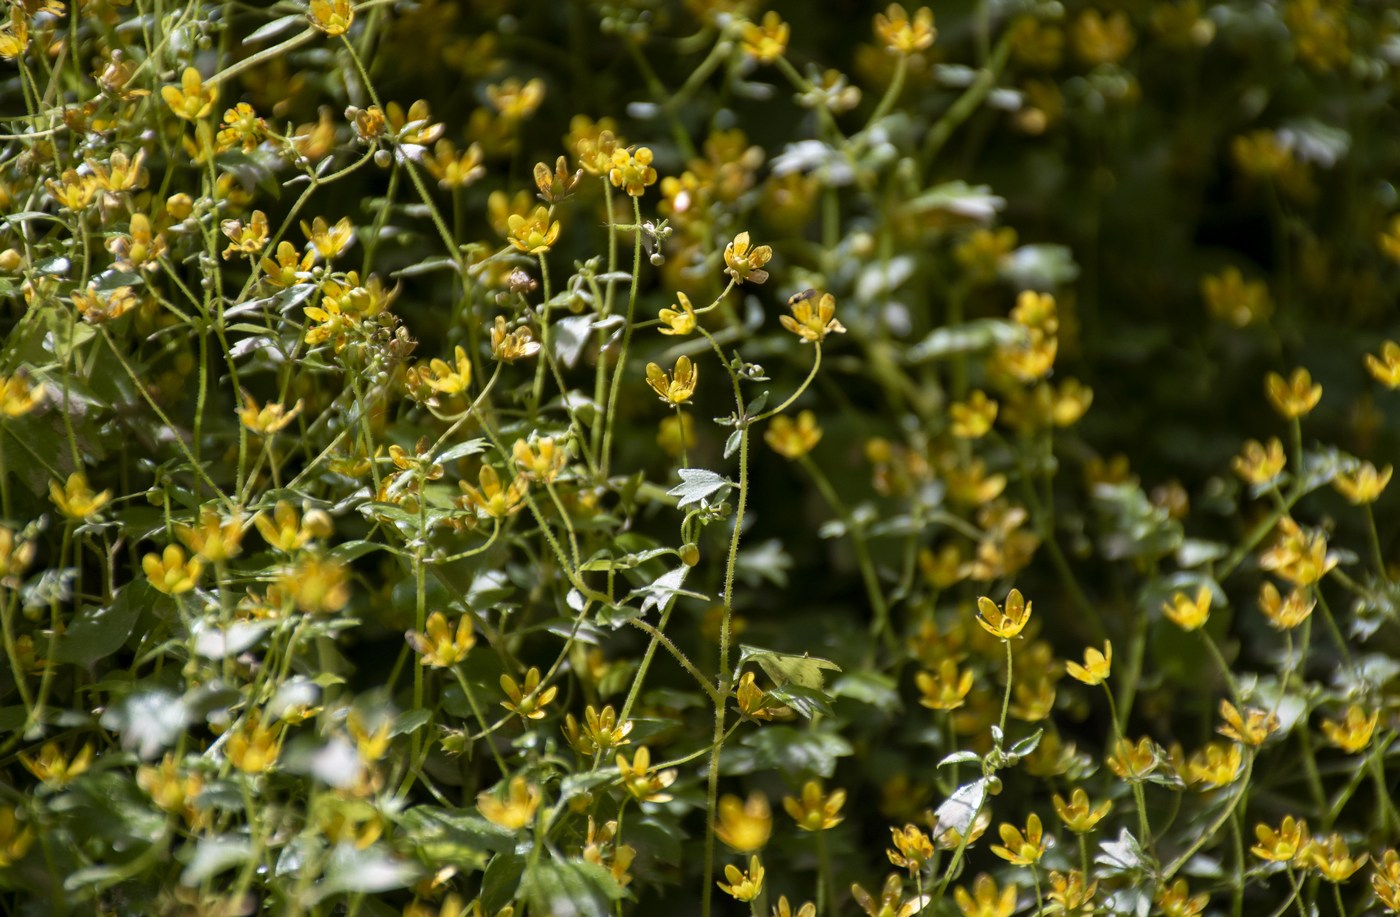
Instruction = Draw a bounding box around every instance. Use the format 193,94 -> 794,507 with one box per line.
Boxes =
0,806 -> 34,866
174,508 -> 245,563
718,854 -> 765,902
239,390 -> 303,435
1218,700 -> 1278,747
1333,460 -> 1392,504
278,554 -> 351,614
617,745 -> 677,803
49,471 -> 111,520
853,873 -> 925,917
953,873 -> 1017,917
0,371 -> 44,417
499,666 -> 557,721
723,231 -> 773,285
1065,641 -> 1111,685
1162,586 -> 1210,631
772,897 -> 816,917
506,205 -> 560,254
1257,580 -> 1314,630
646,355 -> 698,405
0,7 -> 30,61
1372,849 -> 1400,912
1319,705 -> 1378,754
1106,736 -> 1159,781
1258,517 -> 1336,586
254,500 -> 332,552
991,813 -> 1050,866
780,290 -> 846,344
226,712 -> 283,774
740,11 -> 790,62
1072,9 -> 1135,65
914,658 -> 973,710
490,316 -> 541,362
1185,742 -> 1243,789
1251,815 -> 1309,863
1202,266 -> 1272,328
658,292 -> 697,335
486,77 -> 546,121
534,156 -> 582,203
1309,833 -> 1367,882
512,436 -> 567,482
424,345 -> 473,395
143,544 -> 203,595
1053,788 -> 1111,833
477,776 -> 540,830
261,241 -> 314,287
1047,870 -> 1098,914
20,742 -> 93,787
563,704 -> 633,755
307,0 -> 353,36
887,823 -> 934,872
975,587 -> 1031,639
458,465 -> 527,519
406,611 -> 475,667
950,390 -> 998,438
301,216 -> 355,261
161,67 -> 217,120
1155,879 -> 1208,917
1265,367 -> 1322,419
874,3 -> 937,54
783,780 -> 845,831
608,146 -> 657,197
765,411 -> 822,460
1364,341 -> 1400,388
1232,437 -> 1285,485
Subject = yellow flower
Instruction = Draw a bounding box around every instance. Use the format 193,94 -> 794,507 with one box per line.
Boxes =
301,216 -> 356,261
1047,870 -> 1098,914
307,0 -> 353,36
216,103 -> 267,153
950,390 -> 998,438
490,316 -> 542,362
486,77 -> 546,121
1064,641 -> 1112,685
780,290 -> 846,344
506,205 -> 561,254
608,146 -> 658,197
254,500 -> 332,552
1232,437 -> 1285,485
19,742 -> 93,787
915,659 -> 973,711
226,712 -> 283,774
174,508 -> 245,563
0,7 -> 30,60
1162,586 -> 1210,631
45,169 -> 97,211
1202,266 -> 1273,328
260,241 -> 315,288
1372,849 -> 1400,912
764,411 -> 822,460
1381,215 -> 1400,263
617,745 -> 677,803
1333,461 -> 1392,504
563,704 -> 633,755
500,666 -> 557,721
1364,341 -> 1400,388
534,156 -> 582,203
887,824 -> 935,873
1218,700 -> 1278,747
161,67 -> 218,120
71,285 -> 138,324
953,874 -> 1017,917
1106,736 -> 1159,781
990,813 -> 1048,867
658,292 -> 697,335
873,3 -> 937,54
0,526 -> 36,581
1155,879 -> 1208,917
477,776 -> 541,830
1309,833 -> 1368,882
239,390 -> 304,435
1259,517 -> 1336,586
1072,9 -> 1135,65
425,139 -> 486,190
575,127 -> 621,176
109,212 -> 167,271
512,436 -> 567,483
1265,368 -> 1322,419
406,611 -> 476,668
772,897 -> 817,917
49,472 -> 111,520
718,854 -> 765,902
1185,741 -> 1243,789
0,371 -> 45,417
137,755 -> 204,817
1319,705 -> 1378,754
1053,788 -> 1111,833
423,346 -> 474,395
783,780 -> 845,832
384,99 -> 445,146
955,227 -> 1018,284
0,806 -> 34,867
278,554 -> 351,614
646,355 -> 698,405
220,210 -> 270,259
723,231 -> 774,285
975,588 -> 1031,639
458,465 -> 528,519
740,11 -> 790,62
1251,815 -> 1309,863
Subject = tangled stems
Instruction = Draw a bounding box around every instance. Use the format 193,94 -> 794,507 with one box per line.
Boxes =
600,196 -> 645,478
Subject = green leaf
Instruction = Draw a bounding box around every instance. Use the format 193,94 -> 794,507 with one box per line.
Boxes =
766,683 -> 834,719
738,645 -> 842,690
934,778 -> 989,836
667,468 -> 731,510
481,853 -> 527,914
733,725 -> 853,779
396,807 -> 516,863
179,836 -> 251,886
436,438 -> 491,464
52,580 -> 151,665
521,859 -> 628,917
904,319 -> 1024,364
315,843 -> 420,899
